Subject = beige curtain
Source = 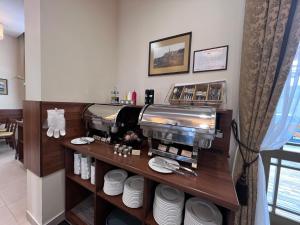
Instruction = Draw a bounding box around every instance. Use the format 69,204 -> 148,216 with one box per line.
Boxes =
235,0 -> 300,224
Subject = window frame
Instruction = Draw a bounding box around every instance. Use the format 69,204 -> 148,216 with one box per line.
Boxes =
261,145 -> 300,225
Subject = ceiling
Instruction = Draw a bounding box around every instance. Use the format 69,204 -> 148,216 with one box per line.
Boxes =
0,0 -> 24,37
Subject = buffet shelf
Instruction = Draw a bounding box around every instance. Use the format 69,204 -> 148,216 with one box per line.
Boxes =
66,211 -> 87,225
63,139 -> 239,225
66,173 -> 96,193
97,190 -> 144,221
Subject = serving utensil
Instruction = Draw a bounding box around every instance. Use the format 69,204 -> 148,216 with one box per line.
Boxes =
152,162 -> 187,176
80,137 -> 91,144
154,157 -> 198,176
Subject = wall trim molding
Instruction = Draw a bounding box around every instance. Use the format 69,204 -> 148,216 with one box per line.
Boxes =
44,211 -> 65,225
26,210 -> 39,225
26,210 -> 65,225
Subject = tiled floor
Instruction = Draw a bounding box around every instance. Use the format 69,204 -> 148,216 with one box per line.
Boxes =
0,142 -> 30,225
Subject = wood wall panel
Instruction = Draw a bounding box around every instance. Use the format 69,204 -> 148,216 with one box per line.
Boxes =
211,109 -> 233,157
0,109 -> 23,123
40,102 -> 88,176
23,101 -> 88,177
23,101 -> 41,176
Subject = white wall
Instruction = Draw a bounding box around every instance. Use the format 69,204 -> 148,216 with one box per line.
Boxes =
24,0 -> 41,101
40,0 -> 118,103
24,0 -> 118,224
0,34 -> 25,109
116,0 -> 244,111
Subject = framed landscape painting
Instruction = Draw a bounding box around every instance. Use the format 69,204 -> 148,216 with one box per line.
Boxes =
148,32 -> 192,76
0,78 -> 8,95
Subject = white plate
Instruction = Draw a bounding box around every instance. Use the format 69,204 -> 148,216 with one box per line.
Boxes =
124,175 -> 144,191
71,137 -> 95,145
104,169 -> 128,183
184,197 -> 222,225
148,157 -> 180,174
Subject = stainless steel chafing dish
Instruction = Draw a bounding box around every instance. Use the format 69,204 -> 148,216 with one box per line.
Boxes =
83,104 -> 142,143
139,104 -> 216,168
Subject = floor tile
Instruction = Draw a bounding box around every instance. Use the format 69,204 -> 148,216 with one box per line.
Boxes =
8,197 -> 27,224
18,221 -> 31,225
0,195 -> 5,208
0,143 -> 27,225
0,176 -> 26,205
0,205 -> 18,225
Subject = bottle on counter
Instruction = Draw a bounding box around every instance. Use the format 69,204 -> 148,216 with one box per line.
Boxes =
111,87 -> 119,104
127,91 -> 132,101
132,90 -> 137,105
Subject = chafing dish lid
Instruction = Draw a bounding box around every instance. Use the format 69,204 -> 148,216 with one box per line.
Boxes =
84,104 -> 124,122
139,105 -> 216,130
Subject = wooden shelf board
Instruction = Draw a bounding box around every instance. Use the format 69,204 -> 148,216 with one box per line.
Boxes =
145,211 -> 158,225
66,210 -> 89,225
63,140 -> 239,211
67,173 -> 96,193
97,190 -> 144,221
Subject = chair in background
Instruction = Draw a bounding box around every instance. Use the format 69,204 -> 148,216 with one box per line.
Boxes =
0,120 -> 18,158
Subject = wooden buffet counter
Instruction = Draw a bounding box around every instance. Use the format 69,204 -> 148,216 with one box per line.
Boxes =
63,139 -> 239,225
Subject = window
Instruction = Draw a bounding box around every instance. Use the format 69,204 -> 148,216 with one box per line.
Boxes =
262,44 -> 300,225
263,137 -> 300,225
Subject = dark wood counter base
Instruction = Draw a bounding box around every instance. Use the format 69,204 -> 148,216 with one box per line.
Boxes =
63,140 -> 239,225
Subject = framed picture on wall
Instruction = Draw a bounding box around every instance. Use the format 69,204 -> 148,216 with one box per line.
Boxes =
0,78 -> 8,95
193,45 -> 228,73
148,32 -> 192,76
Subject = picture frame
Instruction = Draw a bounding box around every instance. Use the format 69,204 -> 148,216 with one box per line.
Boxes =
193,45 -> 228,73
0,78 -> 8,95
148,32 -> 192,76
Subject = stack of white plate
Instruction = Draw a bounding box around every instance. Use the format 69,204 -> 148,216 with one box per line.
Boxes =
74,152 -> 81,175
184,197 -> 222,225
103,169 -> 128,196
122,175 -> 144,208
153,184 -> 185,225
90,163 -> 95,185
81,155 -> 91,180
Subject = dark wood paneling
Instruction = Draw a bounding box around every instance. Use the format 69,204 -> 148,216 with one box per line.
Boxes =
17,122 -> 24,163
211,109 -> 233,156
23,101 -> 88,177
0,109 -> 23,123
40,102 -> 88,176
23,101 -> 41,176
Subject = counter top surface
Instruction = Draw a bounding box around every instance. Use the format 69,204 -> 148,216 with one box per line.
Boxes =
63,140 -> 239,211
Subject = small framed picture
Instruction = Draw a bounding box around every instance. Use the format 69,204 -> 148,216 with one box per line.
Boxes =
0,78 -> 8,95
148,32 -> 192,76
193,45 -> 228,73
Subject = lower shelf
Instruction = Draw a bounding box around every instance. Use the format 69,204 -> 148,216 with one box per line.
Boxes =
97,190 -> 145,221
67,173 -> 96,193
67,195 -> 94,225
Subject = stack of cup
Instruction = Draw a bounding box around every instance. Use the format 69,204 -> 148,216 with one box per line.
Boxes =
91,162 -> 95,185
81,155 -> 91,180
74,152 -> 81,175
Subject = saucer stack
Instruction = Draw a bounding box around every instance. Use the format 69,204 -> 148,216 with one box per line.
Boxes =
184,197 -> 222,225
122,175 -> 144,208
103,169 -> 128,196
153,184 -> 185,225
